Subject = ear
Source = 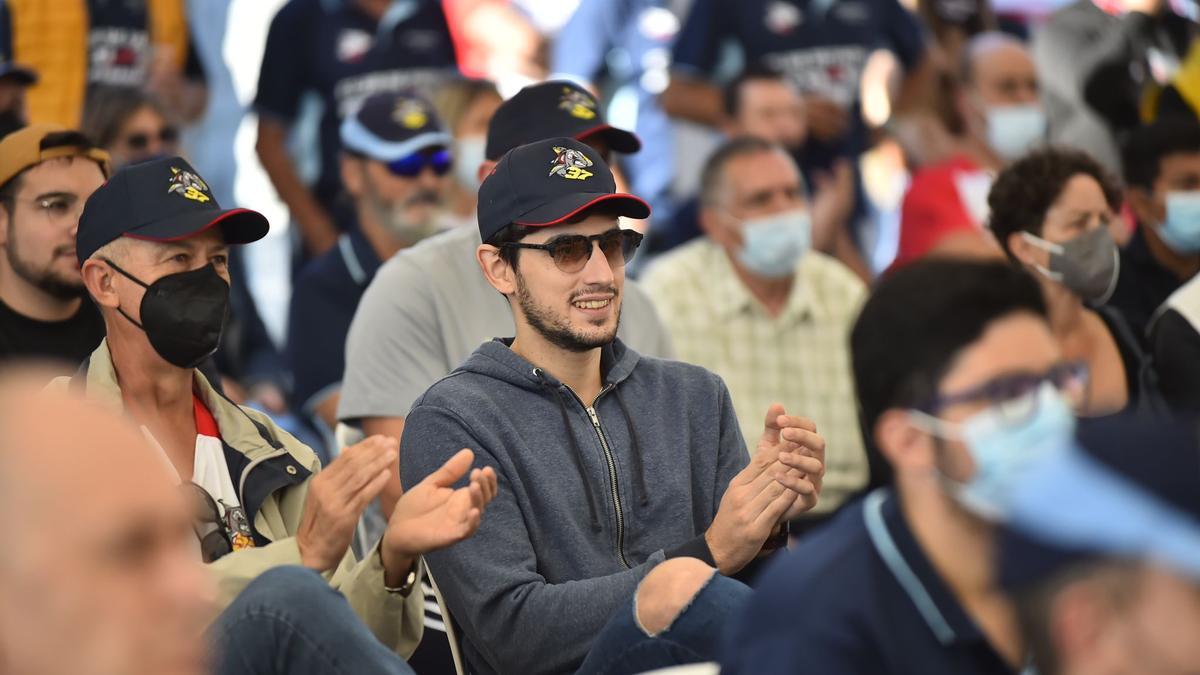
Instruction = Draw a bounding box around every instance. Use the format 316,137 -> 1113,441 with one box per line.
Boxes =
1007,230 -> 1041,268
476,244 -> 516,296
340,155 -> 364,199
80,258 -> 120,310
875,408 -> 934,473
476,159 -> 497,185
1125,186 -> 1161,228
1048,580 -> 1111,669
699,205 -> 740,250
0,204 -> 9,248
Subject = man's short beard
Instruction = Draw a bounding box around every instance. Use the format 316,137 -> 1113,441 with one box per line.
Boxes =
515,269 -> 619,353
5,236 -> 84,300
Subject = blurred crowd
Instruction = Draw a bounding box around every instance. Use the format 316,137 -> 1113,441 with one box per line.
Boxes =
1,0 -> 1200,674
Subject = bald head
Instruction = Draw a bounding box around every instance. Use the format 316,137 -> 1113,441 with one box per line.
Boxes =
0,373 -> 212,675
961,32 -> 1039,107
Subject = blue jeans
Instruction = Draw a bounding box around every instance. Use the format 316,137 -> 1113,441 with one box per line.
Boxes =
211,566 -> 415,675
576,571 -> 752,675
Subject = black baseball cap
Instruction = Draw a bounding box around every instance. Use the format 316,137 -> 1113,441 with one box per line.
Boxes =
340,91 -> 452,162
77,157 -> 269,266
0,47 -> 36,85
485,80 -> 641,161
477,137 -> 650,243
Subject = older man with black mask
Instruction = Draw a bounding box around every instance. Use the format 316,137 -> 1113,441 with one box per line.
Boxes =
51,156 -> 497,663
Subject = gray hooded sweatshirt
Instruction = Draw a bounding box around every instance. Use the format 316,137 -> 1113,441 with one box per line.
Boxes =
399,338 -> 749,675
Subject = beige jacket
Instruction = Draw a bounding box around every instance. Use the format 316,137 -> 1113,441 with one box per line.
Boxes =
50,340 -> 424,657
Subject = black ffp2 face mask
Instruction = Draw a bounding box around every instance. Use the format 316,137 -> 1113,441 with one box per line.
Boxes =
104,259 -> 230,369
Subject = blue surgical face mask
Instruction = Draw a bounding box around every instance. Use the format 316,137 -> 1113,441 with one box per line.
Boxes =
736,208 -> 812,279
453,135 -> 487,191
1161,191 -> 1200,254
986,104 -> 1047,162
910,382 -> 1077,521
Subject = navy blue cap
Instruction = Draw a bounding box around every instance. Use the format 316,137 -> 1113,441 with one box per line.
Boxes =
485,80 -> 641,161
77,156 -> 269,266
340,92 -> 452,163
998,415 -> 1200,591
477,137 -> 650,244
0,42 -> 36,85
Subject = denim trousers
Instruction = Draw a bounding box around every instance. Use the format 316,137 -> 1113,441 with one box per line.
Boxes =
210,566 -> 416,675
575,571 -> 752,675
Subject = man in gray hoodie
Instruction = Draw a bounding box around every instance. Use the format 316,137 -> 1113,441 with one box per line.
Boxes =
400,136 -> 827,675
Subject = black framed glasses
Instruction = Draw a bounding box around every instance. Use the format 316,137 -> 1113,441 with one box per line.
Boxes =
182,482 -> 233,563
387,148 -> 453,177
923,360 -> 1089,423
501,228 -> 643,273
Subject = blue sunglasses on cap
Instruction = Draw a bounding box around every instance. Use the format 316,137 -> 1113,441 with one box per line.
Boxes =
388,148 -> 453,177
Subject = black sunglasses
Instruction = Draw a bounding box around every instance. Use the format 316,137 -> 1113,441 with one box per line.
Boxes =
183,482 -> 233,563
501,228 -> 643,273
125,127 -> 179,151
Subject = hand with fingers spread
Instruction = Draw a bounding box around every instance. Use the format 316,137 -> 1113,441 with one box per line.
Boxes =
297,435 -> 399,573
705,404 -> 826,574
381,449 -> 499,586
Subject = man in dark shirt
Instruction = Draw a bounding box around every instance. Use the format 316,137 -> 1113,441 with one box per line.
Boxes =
254,0 -> 457,257
1110,115 -> 1200,340
722,259 -> 1084,674
662,0 -> 930,177
0,124 -> 108,368
287,90 -> 452,432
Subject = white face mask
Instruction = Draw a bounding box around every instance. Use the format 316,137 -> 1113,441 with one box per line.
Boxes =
453,136 -> 487,191
986,103 -> 1047,162
736,208 -> 812,279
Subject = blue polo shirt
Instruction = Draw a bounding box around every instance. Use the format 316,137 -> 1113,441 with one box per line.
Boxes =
722,489 -> 1020,675
255,0 -> 457,207
286,228 -> 383,417
672,0 -> 925,171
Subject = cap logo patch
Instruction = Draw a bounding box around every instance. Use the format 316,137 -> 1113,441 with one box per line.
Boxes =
167,167 -> 211,203
393,100 -> 428,130
558,88 -> 597,120
549,146 -> 594,181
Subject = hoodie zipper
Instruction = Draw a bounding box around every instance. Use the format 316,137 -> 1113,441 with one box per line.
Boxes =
584,394 -> 631,569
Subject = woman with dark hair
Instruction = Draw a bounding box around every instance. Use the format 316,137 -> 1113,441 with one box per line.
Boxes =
988,146 -> 1157,415
81,86 -> 178,169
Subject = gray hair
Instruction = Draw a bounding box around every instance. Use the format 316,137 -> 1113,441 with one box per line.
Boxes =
698,136 -> 801,207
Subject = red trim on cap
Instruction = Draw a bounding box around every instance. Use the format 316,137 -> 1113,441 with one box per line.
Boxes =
123,208 -> 265,243
514,193 -> 651,228
575,124 -> 639,147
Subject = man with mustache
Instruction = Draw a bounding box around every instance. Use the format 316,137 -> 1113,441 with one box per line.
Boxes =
287,91 -> 455,432
0,124 -> 109,368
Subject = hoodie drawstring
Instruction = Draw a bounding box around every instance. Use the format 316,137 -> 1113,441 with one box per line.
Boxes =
613,388 -> 650,508
536,369 -> 603,532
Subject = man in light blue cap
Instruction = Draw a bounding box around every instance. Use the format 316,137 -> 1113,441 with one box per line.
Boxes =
999,415 -> 1200,675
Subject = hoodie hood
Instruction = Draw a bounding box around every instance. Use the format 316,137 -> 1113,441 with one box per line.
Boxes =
461,337 -> 641,392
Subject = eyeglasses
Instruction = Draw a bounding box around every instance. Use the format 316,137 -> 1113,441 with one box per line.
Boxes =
387,148 -> 453,177
924,360 -> 1089,423
182,482 -> 233,563
124,127 -> 179,151
500,228 -> 643,273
